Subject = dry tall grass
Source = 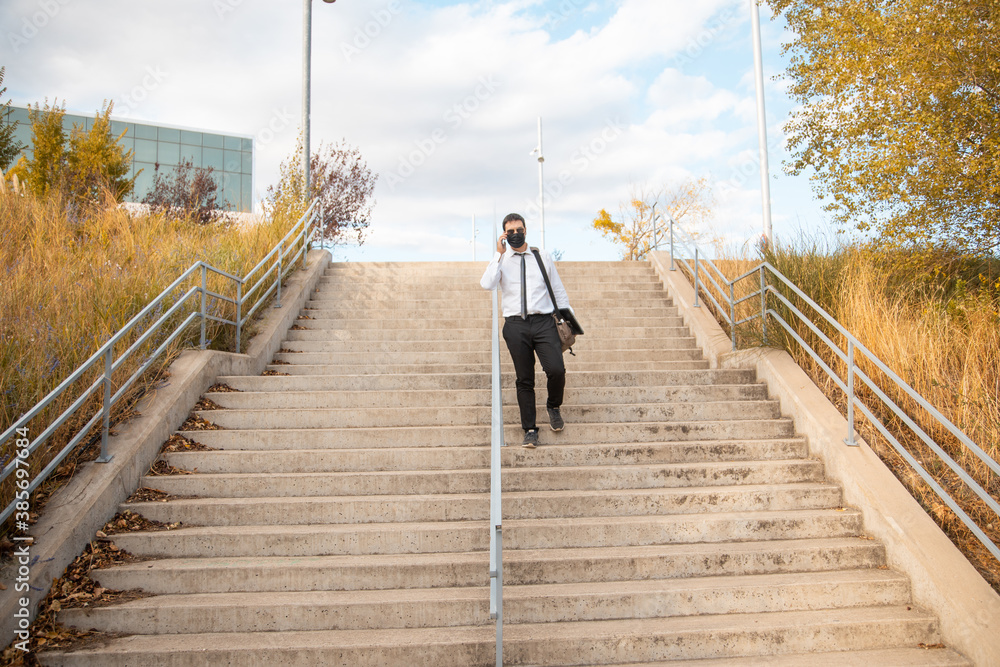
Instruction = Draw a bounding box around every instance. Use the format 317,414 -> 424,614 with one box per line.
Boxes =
684,240 -> 1000,591
0,191 -> 306,538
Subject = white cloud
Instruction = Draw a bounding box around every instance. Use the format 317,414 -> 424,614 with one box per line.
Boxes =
1,0 -> 821,261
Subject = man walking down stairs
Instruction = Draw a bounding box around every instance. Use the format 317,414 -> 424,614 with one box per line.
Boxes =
40,261 -> 970,665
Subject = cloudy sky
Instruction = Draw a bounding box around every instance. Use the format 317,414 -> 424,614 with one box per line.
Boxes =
2,0 -> 828,262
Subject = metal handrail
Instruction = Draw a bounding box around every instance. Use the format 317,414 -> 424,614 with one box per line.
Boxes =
488,218 -> 504,667
0,200 -> 320,526
656,218 -> 1000,565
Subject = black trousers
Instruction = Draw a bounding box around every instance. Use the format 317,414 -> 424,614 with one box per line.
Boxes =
502,313 -> 566,431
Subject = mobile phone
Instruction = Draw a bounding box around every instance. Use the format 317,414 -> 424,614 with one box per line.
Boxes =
501,238 -> 506,249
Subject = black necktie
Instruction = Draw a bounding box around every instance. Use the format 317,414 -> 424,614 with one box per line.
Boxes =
519,253 -> 528,319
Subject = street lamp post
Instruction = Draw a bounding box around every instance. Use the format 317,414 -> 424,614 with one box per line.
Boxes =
530,117 -> 546,250
750,0 -> 773,246
303,0 -> 337,196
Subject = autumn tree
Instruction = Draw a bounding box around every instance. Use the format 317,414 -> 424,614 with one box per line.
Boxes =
10,99 -> 66,197
66,102 -> 135,202
768,0 -> 1000,256
0,67 -> 25,171
142,159 -> 225,224
265,137 -> 377,246
9,99 -> 135,202
593,177 -> 714,260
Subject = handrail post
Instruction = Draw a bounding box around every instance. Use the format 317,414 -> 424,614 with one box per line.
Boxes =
845,339 -> 858,446
97,347 -> 113,463
234,280 -> 243,354
729,281 -> 737,351
693,247 -> 701,307
494,525 -> 503,667
200,264 -> 208,350
651,203 -> 659,252
302,204 -> 314,270
669,214 -> 675,271
488,219 -> 504,666
275,244 -> 283,309
760,266 -> 767,345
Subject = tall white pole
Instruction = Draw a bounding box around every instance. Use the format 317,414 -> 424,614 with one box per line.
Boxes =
536,117 -> 546,250
302,0 -> 312,196
751,0 -> 773,246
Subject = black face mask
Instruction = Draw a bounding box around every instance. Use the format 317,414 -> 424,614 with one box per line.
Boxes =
506,231 -> 525,248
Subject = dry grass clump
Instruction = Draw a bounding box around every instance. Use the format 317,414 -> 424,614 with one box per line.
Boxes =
0,191 -> 306,539
684,238 -> 1000,592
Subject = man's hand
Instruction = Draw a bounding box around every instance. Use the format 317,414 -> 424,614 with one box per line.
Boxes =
496,233 -> 508,254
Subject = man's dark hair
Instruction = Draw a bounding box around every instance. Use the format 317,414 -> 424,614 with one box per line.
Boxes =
503,213 -> 525,230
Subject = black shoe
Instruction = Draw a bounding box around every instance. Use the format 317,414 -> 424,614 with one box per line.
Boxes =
547,407 -> 564,432
522,429 -> 539,448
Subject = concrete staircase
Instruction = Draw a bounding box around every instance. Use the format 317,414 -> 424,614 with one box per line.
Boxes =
42,261 -> 970,665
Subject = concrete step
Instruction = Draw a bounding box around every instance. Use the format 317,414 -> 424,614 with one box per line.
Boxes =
161,438 -> 807,471
263,360 -> 713,375
60,569 -> 908,635
38,605 -> 942,666
302,305 -> 679,319
325,261 -> 656,273
90,538 -> 889,595
315,279 -> 667,293
283,326 -> 692,341
277,337 -> 701,353
297,315 -> 686,329
621,648 -> 971,666
270,348 -> 705,366
193,400 -> 778,429
125,483 -> 843,526
141,459 -> 824,498
216,368 -> 759,392
306,292 -> 673,306
318,298 -> 670,312
177,418 -> 797,449
106,509 -> 863,558
203,384 -> 768,410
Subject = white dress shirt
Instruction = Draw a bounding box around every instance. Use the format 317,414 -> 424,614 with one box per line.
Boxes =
480,246 -> 572,319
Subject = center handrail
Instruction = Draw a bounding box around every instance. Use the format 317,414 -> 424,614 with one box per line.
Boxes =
488,220 -> 504,666
651,215 -> 1000,566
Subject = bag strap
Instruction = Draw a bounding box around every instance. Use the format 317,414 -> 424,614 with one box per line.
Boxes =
530,247 -> 561,319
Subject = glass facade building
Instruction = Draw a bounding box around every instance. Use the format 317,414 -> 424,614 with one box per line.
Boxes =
3,106 -> 254,211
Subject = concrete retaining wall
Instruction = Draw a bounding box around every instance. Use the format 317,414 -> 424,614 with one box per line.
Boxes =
649,250 -> 1000,666
0,248 -> 331,649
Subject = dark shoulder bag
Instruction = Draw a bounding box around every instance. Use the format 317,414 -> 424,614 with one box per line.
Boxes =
530,248 -> 583,356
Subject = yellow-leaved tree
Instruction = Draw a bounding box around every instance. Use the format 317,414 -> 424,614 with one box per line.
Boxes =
593,177 -> 714,260
9,99 -> 135,203
768,0 -> 1000,257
